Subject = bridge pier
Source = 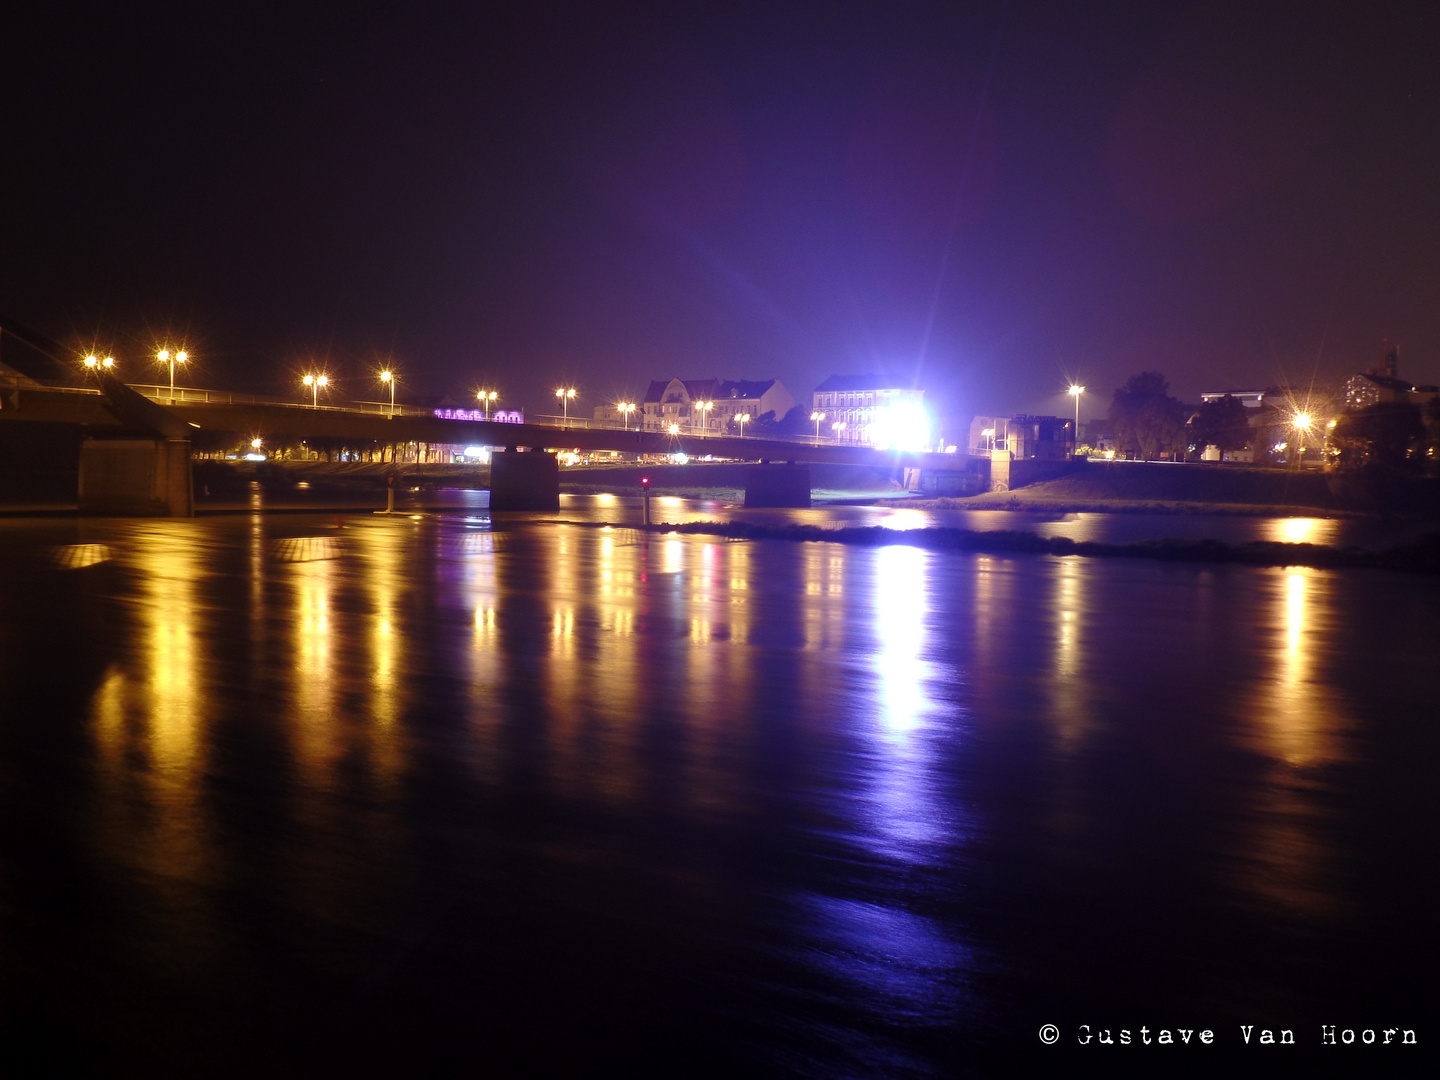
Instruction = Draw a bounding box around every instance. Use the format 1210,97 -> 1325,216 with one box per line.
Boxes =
743,463 -> 810,508
78,437 -> 194,516
489,448 -> 559,511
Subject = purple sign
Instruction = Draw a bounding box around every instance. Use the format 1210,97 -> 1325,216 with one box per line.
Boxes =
433,408 -> 524,423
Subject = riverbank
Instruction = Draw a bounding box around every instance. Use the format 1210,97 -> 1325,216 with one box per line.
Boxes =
600,518 -> 1440,574
913,461 -> 1440,519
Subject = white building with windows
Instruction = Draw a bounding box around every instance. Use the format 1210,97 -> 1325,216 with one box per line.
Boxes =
596,377 -> 794,433
811,374 -> 927,449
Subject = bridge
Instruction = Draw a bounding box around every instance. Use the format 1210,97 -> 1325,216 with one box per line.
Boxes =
1,320 -> 978,515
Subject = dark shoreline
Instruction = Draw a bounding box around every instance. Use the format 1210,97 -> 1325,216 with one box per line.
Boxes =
574,518 -> 1440,574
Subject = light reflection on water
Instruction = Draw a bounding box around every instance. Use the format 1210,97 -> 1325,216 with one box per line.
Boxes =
0,511 -> 1428,1073
532,494 -> 1429,550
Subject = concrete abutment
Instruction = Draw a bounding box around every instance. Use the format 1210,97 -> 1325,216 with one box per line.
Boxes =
78,438 -> 194,516
490,449 -> 560,511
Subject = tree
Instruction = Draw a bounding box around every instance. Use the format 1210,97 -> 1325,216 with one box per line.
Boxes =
1329,403 -> 1425,470
1109,372 -> 1186,460
1191,394 -> 1253,456
1425,397 -> 1440,473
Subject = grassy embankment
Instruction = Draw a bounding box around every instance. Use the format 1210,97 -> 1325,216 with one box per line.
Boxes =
585,519 -> 1440,574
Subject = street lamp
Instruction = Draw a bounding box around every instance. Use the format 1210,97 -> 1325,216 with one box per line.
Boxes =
1067,384 -> 1084,449
668,422 -> 680,436
156,348 -> 188,402
736,412 -> 750,436
981,426 -> 995,451
379,370 -> 397,416
84,354 -> 115,371
693,399 -> 713,433
555,387 -> 576,426
1293,412 -> 1313,467
618,402 -> 635,430
811,410 -> 826,443
477,390 -> 498,419
831,420 -> 847,441
302,373 -> 328,408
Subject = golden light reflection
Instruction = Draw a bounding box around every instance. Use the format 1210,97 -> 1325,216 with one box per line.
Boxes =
291,557 -> 339,788
90,527 -> 210,885
1244,569 -> 1352,768
588,532 -> 643,803
1265,517 -> 1339,546
358,522 -> 410,791
802,547 -> 847,651
664,538 -> 684,574
726,541 -> 750,646
1231,567 -> 1353,916
1049,557 -> 1090,749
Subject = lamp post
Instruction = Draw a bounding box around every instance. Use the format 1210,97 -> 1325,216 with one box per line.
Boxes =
831,420 -> 847,442
1067,384 -> 1084,454
477,390 -> 498,419
736,412 -> 750,436
1293,412 -> 1312,468
157,348 -> 188,402
380,370 -> 395,416
303,373 -> 328,408
981,426 -> 995,451
84,355 -> 116,371
693,399 -> 713,433
619,402 -> 635,430
555,387 -> 576,427
811,410 -> 825,443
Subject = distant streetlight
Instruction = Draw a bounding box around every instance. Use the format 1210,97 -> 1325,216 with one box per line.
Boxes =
477,390 -> 498,419
84,354 -> 115,371
555,386 -> 576,426
736,412 -> 750,436
1067,384 -> 1084,451
811,410 -> 826,443
379,370 -> 397,416
1292,412 -> 1313,467
831,420 -> 847,442
156,348 -> 188,402
693,399 -> 713,433
981,426 -> 995,451
302,373 -> 328,408
618,402 -> 636,430
667,422 -> 680,436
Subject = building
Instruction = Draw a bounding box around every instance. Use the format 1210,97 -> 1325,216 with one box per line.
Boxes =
1343,347 -> 1438,409
968,415 -> 1074,458
967,415 -> 1010,455
810,374 -> 926,447
1199,390 -> 1268,409
604,377 -> 794,433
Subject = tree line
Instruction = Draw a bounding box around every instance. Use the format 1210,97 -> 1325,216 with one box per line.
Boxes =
1098,371 -> 1440,472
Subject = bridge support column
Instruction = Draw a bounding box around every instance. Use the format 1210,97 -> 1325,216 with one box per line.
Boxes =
989,449 -> 1012,493
489,449 -> 559,511
78,437 -> 194,516
743,463 -> 810,508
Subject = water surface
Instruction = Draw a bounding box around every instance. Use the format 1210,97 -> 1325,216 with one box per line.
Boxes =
0,514 -> 1434,1076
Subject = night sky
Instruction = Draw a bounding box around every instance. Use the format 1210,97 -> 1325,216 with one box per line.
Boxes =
4,1 -> 1438,435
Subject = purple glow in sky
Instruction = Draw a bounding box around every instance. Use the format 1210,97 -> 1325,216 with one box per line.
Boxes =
3,1 -> 1437,433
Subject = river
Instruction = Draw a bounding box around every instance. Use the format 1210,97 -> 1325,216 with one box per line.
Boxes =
0,509 -> 1434,1076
